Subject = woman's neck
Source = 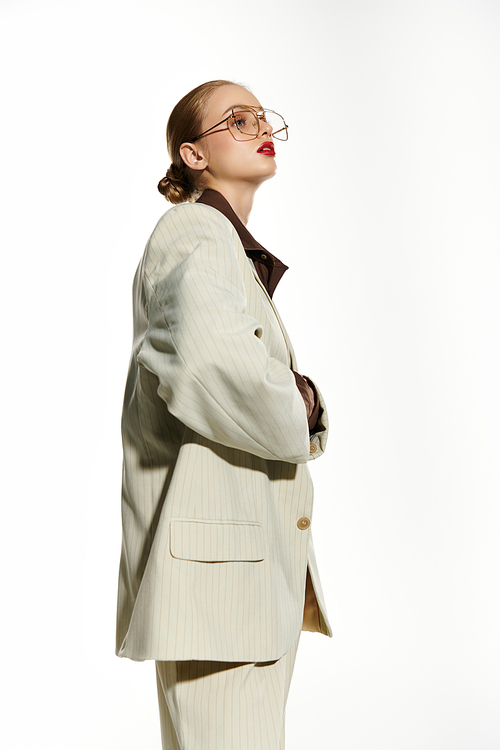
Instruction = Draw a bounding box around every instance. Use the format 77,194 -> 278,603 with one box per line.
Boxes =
202,181 -> 256,226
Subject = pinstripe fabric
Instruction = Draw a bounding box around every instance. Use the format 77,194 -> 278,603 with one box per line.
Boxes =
155,636 -> 300,750
116,203 -> 331,663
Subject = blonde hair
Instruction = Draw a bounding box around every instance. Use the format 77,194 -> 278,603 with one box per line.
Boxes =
157,80 -> 235,204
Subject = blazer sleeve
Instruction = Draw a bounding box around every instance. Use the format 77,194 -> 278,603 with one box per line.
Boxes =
136,204 -> 318,464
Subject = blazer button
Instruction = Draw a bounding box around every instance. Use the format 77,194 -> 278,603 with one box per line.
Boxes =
309,442 -> 317,453
297,517 -> 311,530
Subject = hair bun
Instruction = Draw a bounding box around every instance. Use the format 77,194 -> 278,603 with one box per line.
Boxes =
157,162 -> 195,204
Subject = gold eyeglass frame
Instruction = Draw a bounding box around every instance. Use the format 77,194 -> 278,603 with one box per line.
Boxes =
191,107 -> 289,142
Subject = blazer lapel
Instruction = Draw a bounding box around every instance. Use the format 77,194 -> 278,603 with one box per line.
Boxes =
247,258 -> 298,371
226,216 -> 299,372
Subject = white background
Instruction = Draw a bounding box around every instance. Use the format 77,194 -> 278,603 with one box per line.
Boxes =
1,0 -> 499,748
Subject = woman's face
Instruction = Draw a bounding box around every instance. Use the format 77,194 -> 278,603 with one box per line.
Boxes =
193,84 -> 278,190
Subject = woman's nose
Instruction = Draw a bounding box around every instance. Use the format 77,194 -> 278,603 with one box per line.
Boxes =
259,116 -> 273,137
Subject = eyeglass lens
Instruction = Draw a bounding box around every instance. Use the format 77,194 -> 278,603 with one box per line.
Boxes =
229,110 -> 288,141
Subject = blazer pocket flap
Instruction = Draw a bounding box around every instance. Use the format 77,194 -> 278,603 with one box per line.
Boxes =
170,520 -> 264,562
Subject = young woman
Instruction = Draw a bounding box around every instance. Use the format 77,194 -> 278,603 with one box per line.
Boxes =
116,80 -> 331,750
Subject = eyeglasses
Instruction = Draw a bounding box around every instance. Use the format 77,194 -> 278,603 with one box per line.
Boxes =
191,108 -> 288,142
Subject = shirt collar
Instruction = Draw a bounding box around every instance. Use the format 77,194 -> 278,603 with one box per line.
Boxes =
195,189 -> 288,298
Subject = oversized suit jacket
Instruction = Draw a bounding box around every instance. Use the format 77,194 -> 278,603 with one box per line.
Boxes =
116,202 -> 332,662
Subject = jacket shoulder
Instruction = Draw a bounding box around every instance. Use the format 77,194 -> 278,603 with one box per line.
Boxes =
153,201 -> 235,240
142,202 -> 240,284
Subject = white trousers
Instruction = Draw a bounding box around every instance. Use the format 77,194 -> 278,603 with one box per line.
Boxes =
155,635 -> 300,750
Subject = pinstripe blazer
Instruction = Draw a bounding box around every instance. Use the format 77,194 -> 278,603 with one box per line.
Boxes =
116,201 -> 332,662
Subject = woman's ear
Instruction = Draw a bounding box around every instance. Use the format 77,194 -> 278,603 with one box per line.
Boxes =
179,142 -> 208,172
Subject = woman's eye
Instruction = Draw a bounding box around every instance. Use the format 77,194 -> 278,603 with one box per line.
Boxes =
232,114 -> 248,128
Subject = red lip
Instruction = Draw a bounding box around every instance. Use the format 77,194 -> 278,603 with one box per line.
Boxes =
257,141 -> 275,156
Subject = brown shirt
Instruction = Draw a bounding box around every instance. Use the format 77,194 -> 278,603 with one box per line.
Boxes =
195,189 -> 320,431
196,189 -> 288,298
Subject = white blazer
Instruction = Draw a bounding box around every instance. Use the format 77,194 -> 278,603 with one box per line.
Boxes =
116,202 -> 331,662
